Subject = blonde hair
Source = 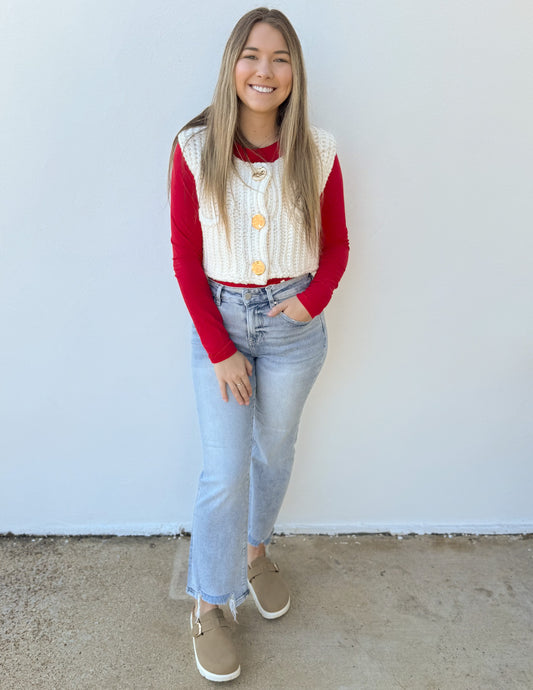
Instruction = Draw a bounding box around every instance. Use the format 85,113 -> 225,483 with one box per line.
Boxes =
168,8 -> 321,251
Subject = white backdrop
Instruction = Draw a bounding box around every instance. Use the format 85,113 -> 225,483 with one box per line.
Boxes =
1,0 -> 531,535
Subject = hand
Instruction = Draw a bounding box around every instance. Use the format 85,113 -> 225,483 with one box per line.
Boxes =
267,295 -> 312,322
213,351 -> 253,405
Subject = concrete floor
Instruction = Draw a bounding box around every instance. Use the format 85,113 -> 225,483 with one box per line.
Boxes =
0,534 -> 532,689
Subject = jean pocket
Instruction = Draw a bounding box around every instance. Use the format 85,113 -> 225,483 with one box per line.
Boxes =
278,312 -> 314,326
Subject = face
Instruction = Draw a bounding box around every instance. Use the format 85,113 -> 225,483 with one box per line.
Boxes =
234,22 -> 293,118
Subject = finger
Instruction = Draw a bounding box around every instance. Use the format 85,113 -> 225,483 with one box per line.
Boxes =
239,361 -> 253,397
240,376 -> 253,398
218,379 -> 229,402
230,382 -> 247,405
235,380 -> 251,404
267,301 -> 285,317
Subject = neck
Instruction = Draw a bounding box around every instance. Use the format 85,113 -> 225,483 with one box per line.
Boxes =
238,108 -> 278,148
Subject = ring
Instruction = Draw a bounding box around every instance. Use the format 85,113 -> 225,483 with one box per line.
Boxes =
236,383 -> 243,387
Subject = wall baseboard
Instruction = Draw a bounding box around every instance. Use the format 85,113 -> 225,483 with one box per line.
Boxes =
1,521 -> 532,537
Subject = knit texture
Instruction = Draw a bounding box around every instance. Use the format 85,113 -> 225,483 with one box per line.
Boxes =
178,126 -> 337,285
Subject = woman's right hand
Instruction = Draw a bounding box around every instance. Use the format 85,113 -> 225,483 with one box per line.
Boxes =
213,351 -> 253,405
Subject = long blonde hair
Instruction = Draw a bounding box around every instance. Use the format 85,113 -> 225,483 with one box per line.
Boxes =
168,8 -> 321,251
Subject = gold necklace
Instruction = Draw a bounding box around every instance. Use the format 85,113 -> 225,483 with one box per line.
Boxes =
235,130 -> 278,183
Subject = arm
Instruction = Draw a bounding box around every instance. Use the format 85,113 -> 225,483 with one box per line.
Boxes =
297,155 -> 350,316
268,155 -> 350,321
170,144 -> 237,363
170,144 -> 252,404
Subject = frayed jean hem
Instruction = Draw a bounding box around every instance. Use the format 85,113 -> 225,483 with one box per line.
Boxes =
187,586 -> 249,622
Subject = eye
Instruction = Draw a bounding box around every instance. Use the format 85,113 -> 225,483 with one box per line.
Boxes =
242,54 -> 257,60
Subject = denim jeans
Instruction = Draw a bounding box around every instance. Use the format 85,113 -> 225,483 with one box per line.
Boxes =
186,274 -> 328,619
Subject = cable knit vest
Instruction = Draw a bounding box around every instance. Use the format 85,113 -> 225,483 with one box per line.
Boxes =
178,125 -> 337,285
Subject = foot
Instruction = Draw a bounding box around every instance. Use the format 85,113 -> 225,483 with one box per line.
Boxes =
194,599 -> 219,619
247,555 -> 290,619
190,606 -> 240,682
247,542 -> 266,567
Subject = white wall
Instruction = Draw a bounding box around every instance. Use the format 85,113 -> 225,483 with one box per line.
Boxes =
1,0 -> 531,535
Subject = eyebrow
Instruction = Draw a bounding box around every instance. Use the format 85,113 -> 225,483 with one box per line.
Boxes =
242,46 -> 290,55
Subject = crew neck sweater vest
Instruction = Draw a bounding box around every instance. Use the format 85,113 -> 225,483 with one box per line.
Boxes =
177,126 -> 337,286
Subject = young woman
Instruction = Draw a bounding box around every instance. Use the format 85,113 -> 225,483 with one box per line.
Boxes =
169,7 -> 349,682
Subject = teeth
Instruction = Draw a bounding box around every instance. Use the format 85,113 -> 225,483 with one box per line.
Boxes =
251,85 -> 274,93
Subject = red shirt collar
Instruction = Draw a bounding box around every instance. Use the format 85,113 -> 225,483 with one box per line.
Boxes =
233,140 -> 280,163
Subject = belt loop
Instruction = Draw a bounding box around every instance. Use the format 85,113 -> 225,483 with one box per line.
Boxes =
265,283 -> 276,308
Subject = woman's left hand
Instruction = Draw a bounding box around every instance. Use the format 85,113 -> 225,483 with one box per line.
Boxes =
267,296 -> 312,322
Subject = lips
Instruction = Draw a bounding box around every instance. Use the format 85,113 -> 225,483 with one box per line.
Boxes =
249,84 -> 275,94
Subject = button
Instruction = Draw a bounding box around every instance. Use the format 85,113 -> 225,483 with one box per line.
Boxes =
252,214 -> 265,230
252,260 -> 266,276
244,292 -> 252,301
252,167 -> 267,180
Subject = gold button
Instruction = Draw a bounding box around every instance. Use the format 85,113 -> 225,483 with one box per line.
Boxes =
252,214 -> 265,230
252,260 -> 266,276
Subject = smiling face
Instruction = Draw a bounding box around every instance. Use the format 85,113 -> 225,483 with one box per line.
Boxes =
234,22 -> 293,119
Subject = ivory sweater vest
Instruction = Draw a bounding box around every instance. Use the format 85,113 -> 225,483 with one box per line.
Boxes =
178,126 -> 336,285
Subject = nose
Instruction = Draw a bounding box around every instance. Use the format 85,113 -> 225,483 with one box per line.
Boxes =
255,57 -> 273,79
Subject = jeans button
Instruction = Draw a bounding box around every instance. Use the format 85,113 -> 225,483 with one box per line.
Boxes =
244,292 -> 252,301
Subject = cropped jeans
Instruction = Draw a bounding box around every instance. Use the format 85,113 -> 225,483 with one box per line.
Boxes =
186,274 -> 327,619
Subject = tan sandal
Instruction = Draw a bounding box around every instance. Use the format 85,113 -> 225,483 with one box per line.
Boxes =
190,606 -> 240,682
247,555 -> 291,619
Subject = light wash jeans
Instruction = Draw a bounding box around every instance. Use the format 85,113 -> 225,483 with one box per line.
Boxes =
187,274 -> 327,619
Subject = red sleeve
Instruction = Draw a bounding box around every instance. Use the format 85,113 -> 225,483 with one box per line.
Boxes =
170,144 -> 237,363
297,155 -> 350,317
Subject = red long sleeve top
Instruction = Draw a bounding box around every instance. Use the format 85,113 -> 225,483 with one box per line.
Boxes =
170,138 -> 349,363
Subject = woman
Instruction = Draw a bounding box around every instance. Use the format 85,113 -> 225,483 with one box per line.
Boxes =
169,7 -> 349,682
